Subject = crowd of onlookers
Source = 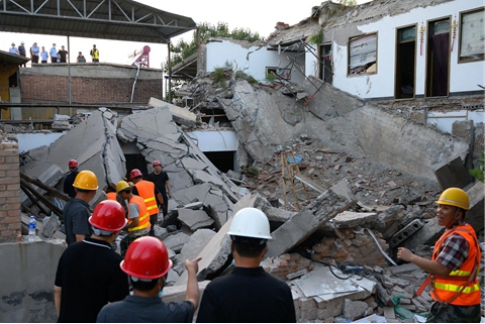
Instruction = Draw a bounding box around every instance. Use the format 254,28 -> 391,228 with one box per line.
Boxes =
8,41 -> 99,64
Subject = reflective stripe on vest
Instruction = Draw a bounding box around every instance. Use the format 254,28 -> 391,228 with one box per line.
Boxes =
134,180 -> 159,216
127,195 -> 151,232
106,192 -> 117,201
430,224 -> 481,306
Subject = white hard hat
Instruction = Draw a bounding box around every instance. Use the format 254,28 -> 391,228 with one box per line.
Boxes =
227,207 -> 272,240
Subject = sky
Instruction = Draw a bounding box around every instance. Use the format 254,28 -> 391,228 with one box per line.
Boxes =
0,0 -> 371,69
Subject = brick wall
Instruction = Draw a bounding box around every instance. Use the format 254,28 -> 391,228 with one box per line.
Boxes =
20,75 -> 162,104
0,132 -> 21,243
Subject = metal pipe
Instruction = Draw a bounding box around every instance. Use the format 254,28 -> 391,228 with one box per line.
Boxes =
130,63 -> 141,103
168,40 -> 172,103
67,35 -> 72,113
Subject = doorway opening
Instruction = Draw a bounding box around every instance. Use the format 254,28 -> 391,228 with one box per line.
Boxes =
204,151 -> 235,173
124,154 -> 148,180
395,26 -> 416,99
426,18 -> 450,97
319,44 -> 333,84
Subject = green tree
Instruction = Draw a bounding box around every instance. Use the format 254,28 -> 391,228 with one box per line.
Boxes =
470,152 -> 485,182
166,22 -> 262,71
336,0 -> 357,5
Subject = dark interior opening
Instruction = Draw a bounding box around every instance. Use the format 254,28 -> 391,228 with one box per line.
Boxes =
395,42 -> 415,99
124,154 -> 148,180
204,151 -> 234,173
426,19 -> 450,97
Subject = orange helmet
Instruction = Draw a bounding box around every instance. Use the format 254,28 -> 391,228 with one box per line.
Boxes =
130,169 -> 143,180
89,200 -> 127,231
120,237 -> 172,279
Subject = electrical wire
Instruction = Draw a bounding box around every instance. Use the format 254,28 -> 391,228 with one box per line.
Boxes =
364,227 -> 398,266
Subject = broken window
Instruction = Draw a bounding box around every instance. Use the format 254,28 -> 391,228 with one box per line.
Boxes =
266,67 -> 291,81
395,25 -> 416,99
459,8 -> 485,63
348,33 -> 377,76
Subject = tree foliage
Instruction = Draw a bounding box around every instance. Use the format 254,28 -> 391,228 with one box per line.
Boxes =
335,0 -> 357,5
166,22 -> 262,70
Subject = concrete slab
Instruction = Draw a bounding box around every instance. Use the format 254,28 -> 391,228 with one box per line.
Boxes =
463,181 -> 484,233
266,180 -> 356,257
331,211 -> 377,228
178,209 -> 214,231
181,157 -> 208,171
180,229 -> 216,261
153,225 -> 169,241
176,193 -> 257,286
434,156 -> 472,190
22,109 -> 126,204
162,280 -> 210,305
163,232 -> 190,253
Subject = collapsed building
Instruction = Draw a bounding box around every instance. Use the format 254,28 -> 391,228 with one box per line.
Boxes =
0,0 -> 484,322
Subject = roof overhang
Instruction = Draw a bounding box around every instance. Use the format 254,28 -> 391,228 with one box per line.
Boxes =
0,0 -> 196,43
0,50 -> 30,65
171,52 -> 197,79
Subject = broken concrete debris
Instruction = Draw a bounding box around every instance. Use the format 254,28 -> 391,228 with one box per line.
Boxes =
6,45 -> 483,323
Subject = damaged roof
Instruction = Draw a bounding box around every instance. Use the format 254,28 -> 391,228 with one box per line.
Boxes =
267,0 -> 456,46
0,50 -> 30,65
0,0 -> 196,43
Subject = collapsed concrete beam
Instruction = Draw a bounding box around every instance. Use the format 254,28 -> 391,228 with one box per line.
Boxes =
22,109 -> 126,204
266,180 -> 356,258
176,193 -> 257,286
433,156 -> 472,190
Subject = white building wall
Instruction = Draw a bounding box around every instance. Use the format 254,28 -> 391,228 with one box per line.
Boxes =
186,130 -> 238,152
205,40 -> 306,85
326,0 -> 484,99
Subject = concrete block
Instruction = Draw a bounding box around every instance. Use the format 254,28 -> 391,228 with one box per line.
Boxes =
163,232 -> 190,253
178,209 -> 214,231
180,229 -> 216,261
153,225 -> 169,241
40,215 -> 60,239
331,211 -> 377,228
473,122 -> 484,168
176,193 -> 257,286
452,120 -> 474,171
343,299 -> 368,321
162,280 -> 210,305
402,218 -> 444,250
434,156 -> 472,190
389,219 -> 425,247
464,181 -> 485,233
267,180 -> 356,257
299,297 -> 317,311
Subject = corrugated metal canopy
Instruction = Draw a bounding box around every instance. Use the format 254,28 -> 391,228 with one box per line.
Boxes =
0,0 -> 196,43
0,50 -> 30,65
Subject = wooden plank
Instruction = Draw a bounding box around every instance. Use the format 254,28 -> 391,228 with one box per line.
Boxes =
294,174 -> 326,193
20,171 -> 70,202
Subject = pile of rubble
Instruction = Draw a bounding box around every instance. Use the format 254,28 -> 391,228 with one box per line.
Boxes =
8,67 -> 484,322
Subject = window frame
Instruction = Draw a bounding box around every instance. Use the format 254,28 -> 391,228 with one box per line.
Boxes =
458,7 -> 485,64
347,32 -> 378,77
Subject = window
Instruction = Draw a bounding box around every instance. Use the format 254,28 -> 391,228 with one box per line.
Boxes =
459,8 -> 485,63
266,67 -> 291,80
348,33 -> 377,76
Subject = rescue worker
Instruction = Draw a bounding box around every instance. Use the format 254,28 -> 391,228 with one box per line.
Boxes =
90,44 -> 99,63
148,160 -> 172,217
116,180 -> 151,257
63,159 -> 79,198
397,188 -> 481,323
130,168 -> 163,237
54,200 -> 129,322
63,170 -> 98,245
105,182 -> 128,218
196,207 -> 296,323
97,236 -> 201,322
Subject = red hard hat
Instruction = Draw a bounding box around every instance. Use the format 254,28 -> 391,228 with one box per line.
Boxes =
152,160 -> 162,167
89,200 -> 127,231
68,159 -> 78,168
130,169 -> 143,180
120,236 -> 172,279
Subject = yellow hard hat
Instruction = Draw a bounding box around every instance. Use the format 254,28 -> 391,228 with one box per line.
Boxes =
436,187 -> 470,210
116,180 -> 131,193
73,170 -> 98,190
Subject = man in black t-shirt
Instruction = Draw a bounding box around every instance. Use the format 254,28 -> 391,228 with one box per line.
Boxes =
148,160 -> 172,216
58,45 -> 68,63
55,200 -> 129,323
197,208 -> 296,323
